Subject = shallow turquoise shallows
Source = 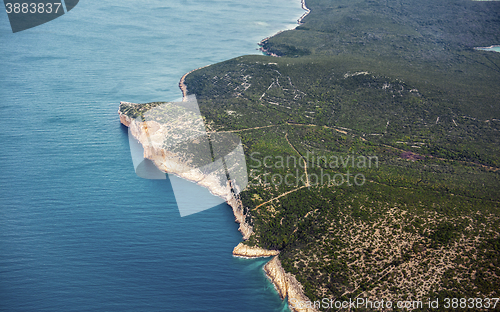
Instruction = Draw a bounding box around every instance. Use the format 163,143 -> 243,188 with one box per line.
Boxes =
0,1 -> 305,311
480,46 -> 500,52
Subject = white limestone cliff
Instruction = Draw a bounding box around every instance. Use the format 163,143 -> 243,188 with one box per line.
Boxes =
232,243 -> 279,258
264,256 -> 319,312
119,100 -> 314,312
119,106 -> 252,238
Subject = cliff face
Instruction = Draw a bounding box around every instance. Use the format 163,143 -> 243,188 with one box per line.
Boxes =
264,256 -> 319,312
119,104 -> 253,238
227,195 -> 253,240
232,242 -> 279,258
119,101 -> 312,311
119,109 -> 132,127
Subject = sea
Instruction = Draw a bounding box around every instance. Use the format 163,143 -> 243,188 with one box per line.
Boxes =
476,45 -> 500,52
0,1 -> 305,311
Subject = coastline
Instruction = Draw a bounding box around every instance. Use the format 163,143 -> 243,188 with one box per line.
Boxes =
118,109 -> 253,239
125,0 -> 316,310
258,0 -> 311,56
120,107 -> 318,311
264,256 -> 319,312
298,0 -> 311,25
474,45 -> 500,51
233,244 -> 320,312
232,242 -> 280,258
179,64 -> 211,99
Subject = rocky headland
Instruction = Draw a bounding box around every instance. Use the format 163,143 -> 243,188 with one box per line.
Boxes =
232,242 -> 279,258
264,256 -> 319,312
119,1 -> 316,309
119,98 -> 315,312
118,105 -> 253,239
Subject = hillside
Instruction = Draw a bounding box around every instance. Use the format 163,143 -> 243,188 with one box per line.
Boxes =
183,0 -> 500,309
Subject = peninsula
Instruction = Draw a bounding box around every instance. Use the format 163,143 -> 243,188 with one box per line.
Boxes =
121,0 -> 500,310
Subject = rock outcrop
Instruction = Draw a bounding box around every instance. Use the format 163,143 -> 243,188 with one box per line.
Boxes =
227,196 -> 253,240
119,104 -> 253,237
119,87 -> 313,311
264,256 -> 319,312
232,243 -> 279,258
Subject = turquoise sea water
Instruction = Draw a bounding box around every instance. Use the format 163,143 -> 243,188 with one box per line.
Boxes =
0,1 -> 305,311
476,46 -> 500,52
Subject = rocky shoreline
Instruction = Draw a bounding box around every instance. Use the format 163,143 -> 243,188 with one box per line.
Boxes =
120,0 -> 317,310
232,242 -> 279,258
232,242 -> 318,312
179,64 -> 211,99
298,0 -> 311,25
258,0 -> 311,56
474,45 -> 500,51
119,101 -> 316,312
119,107 -> 253,239
264,256 -> 319,312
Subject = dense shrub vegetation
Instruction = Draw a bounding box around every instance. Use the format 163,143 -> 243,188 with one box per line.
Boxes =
185,0 -> 500,308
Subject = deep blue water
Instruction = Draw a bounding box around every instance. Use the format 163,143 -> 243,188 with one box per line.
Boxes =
0,1 -> 304,311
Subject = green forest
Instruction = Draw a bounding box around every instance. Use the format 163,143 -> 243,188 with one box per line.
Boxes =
182,0 -> 500,309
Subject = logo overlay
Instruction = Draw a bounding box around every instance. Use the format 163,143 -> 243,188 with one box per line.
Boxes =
126,95 -> 248,217
4,0 -> 78,33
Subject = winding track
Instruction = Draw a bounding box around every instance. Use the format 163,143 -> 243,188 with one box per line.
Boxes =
285,133 -> 309,187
